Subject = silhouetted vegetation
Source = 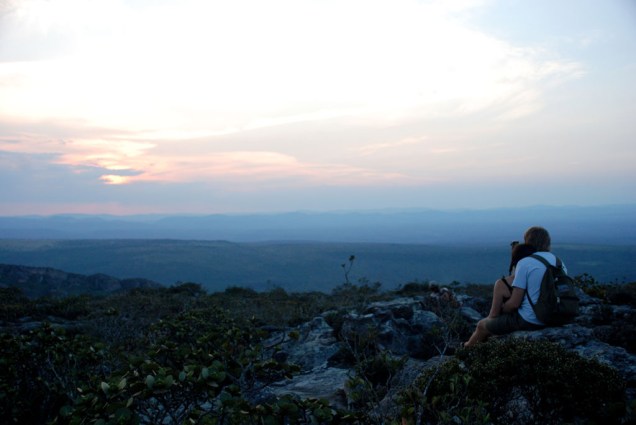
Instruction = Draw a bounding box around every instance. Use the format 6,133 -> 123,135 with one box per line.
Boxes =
0,278 -> 633,423
400,339 -> 626,424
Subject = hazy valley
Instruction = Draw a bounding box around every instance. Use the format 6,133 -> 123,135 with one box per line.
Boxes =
1,205 -> 635,292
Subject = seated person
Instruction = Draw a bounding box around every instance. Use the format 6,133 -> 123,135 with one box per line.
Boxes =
487,242 -> 536,318
464,226 -> 564,347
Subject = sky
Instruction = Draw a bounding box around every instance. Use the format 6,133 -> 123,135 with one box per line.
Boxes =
0,0 -> 635,215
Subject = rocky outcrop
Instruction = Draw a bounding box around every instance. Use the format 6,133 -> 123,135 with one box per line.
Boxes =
263,286 -> 636,413
264,300 -> 454,410
0,264 -> 163,298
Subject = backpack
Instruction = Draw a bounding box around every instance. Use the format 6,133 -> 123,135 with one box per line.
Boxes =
525,254 -> 579,326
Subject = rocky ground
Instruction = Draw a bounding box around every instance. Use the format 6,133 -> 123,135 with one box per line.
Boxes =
262,285 -> 636,418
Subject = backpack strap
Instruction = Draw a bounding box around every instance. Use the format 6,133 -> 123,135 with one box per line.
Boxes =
530,254 -> 550,267
531,254 -> 562,269
525,254 -> 552,320
525,287 -> 536,311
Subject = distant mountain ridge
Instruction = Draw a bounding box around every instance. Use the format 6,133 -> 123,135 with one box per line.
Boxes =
1,205 -> 635,292
1,204 -> 636,245
0,264 -> 163,299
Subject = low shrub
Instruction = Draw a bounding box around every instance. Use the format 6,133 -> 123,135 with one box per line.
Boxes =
574,273 -> 608,299
606,281 -> 636,307
399,338 -> 626,424
35,294 -> 93,320
0,286 -> 34,321
0,324 -> 108,424
396,281 -> 431,296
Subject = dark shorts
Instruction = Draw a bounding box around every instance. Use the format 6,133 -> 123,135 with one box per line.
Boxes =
484,311 -> 544,335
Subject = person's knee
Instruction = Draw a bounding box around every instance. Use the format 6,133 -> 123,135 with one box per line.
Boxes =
495,279 -> 509,291
477,319 -> 488,332
495,280 -> 511,297
494,279 -> 504,289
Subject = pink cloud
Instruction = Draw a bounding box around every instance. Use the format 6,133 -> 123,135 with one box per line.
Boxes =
1,126 -> 411,188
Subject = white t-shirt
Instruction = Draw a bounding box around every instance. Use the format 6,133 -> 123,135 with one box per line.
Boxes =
512,252 -> 567,325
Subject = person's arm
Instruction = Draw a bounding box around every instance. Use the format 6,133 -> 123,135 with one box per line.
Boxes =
502,287 -> 524,313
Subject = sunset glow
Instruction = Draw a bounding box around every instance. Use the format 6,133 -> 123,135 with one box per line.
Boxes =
1,0 -> 635,214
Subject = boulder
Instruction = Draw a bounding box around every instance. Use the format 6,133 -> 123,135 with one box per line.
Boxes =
460,305 -> 482,322
264,316 -> 340,371
264,286 -> 636,417
267,366 -> 350,409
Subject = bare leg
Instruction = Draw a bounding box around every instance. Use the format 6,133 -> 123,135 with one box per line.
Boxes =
464,318 -> 492,347
487,278 -> 512,318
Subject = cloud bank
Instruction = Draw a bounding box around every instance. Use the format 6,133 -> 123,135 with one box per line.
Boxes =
1,0 -> 633,214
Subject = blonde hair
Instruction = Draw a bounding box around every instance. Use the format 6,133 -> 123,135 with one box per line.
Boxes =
524,226 -> 551,251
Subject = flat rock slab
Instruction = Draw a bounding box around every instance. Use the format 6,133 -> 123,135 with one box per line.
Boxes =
269,366 -> 351,403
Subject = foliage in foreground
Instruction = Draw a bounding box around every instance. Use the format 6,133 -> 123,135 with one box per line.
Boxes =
0,278 -> 633,423
64,306 -> 363,424
0,324 -> 109,424
399,338 -> 627,424
0,279 -> 394,424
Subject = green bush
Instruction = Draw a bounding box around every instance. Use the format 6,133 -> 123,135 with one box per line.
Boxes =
331,280 -> 382,310
346,350 -> 406,416
399,339 -> 626,424
574,273 -> 608,299
35,294 -> 93,320
63,306 -> 366,424
209,287 -> 335,328
396,281 -> 431,296
0,324 -> 108,424
223,285 -> 259,297
606,281 -> 636,307
2,278 -> 631,424
0,287 -> 34,321
167,281 -> 206,296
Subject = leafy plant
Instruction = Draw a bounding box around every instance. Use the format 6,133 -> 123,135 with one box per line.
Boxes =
399,338 -> 626,424
606,281 -> 636,307
1,271 -> 632,424
61,304 -> 372,424
0,286 -> 34,320
395,281 -> 431,296
574,272 -> 607,299
0,324 -> 109,424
